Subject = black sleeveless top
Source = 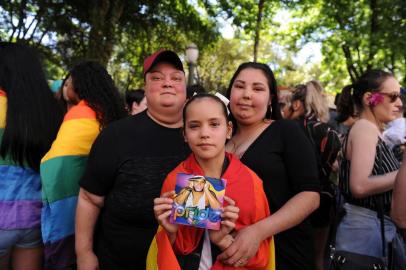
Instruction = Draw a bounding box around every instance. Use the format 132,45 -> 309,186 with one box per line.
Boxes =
339,135 -> 400,213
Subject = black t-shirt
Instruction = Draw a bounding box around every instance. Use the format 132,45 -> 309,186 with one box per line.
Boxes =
80,111 -> 190,269
240,120 -> 319,270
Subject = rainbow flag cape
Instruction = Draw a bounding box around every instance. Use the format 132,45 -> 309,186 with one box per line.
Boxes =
40,100 -> 100,269
0,90 -> 42,231
147,153 -> 275,270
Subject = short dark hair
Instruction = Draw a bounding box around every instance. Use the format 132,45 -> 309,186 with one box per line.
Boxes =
125,89 -> 145,108
186,84 -> 206,99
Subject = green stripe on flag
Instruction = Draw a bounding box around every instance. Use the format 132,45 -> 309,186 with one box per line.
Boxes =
41,155 -> 88,203
0,128 -> 19,166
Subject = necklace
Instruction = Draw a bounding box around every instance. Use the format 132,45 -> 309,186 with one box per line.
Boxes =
228,139 -> 248,159
227,120 -> 273,159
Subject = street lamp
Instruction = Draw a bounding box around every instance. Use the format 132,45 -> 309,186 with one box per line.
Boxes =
185,43 -> 199,86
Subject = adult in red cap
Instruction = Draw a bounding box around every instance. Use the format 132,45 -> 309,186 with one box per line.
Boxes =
76,49 -> 190,270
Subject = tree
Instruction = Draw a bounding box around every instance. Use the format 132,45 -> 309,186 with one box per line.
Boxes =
201,0 -> 280,62
0,0 -> 219,80
283,0 -> 406,85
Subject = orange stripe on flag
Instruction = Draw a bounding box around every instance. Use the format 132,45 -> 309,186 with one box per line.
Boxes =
156,229 -> 180,270
64,101 -> 96,121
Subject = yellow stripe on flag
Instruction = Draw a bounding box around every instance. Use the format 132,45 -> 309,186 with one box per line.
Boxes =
0,95 -> 6,129
147,226 -> 181,270
41,118 -> 100,162
146,234 -> 159,270
268,237 -> 276,270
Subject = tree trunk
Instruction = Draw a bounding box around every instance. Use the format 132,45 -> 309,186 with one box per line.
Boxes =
253,0 -> 265,62
86,0 -> 125,67
367,0 -> 378,70
342,44 -> 362,83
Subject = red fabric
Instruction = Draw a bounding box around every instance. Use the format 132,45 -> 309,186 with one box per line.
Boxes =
156,229 -> 181,270
161,152 -> 271,269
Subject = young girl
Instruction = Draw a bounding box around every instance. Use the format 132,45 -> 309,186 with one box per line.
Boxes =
149,93 -> 274,270
40,61 -> 126,269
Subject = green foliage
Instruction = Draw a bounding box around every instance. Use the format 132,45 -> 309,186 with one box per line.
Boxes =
283,0 -> 406,87
1,0 -> 405,92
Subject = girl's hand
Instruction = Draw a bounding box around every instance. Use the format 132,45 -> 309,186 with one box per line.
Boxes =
154,191 -> 178,238
209,196 -> 239,250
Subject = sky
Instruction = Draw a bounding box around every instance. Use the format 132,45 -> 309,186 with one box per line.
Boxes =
218,8 -> 323,67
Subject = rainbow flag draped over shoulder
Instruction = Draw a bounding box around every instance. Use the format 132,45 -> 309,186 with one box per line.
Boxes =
40,100 -> 100,269
0,90 -> 42,231
147,153 -> 276,270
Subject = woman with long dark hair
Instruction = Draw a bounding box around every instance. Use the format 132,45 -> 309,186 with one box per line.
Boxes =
218,62 -> 320,270
40,61 -> 126,269
0,42 -> 63,270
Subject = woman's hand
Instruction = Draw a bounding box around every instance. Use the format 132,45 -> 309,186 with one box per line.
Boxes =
154,191 -> 178,242
209,196 -> 239,250
77,250 -> 99,270
217,224 -> 262,267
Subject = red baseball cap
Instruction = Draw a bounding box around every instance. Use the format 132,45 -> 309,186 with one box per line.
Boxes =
143,49 -> 184,76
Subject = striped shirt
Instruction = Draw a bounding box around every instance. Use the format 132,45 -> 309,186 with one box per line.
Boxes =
339,136 -> 400,213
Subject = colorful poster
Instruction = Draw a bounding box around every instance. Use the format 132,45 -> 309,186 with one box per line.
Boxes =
170,173 -> 227,230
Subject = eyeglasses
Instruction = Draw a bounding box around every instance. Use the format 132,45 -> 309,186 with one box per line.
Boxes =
380,92 -> 401,103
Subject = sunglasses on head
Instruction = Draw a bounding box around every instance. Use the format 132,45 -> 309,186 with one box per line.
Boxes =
380,92 -> 401,103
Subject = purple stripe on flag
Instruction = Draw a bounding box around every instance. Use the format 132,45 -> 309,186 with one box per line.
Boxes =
44,234 -> 76,270
0,200 -> 42,229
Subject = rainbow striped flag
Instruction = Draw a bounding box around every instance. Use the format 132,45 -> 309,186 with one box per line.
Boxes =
0,90 -> 42,232
40,100 -> 100,269
147,153 -> 276,270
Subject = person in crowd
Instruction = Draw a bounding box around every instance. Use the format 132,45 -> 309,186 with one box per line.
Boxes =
125,89 -> 147,115
186,83 -> 206,99
75,49 -> 190,269
173,175 -> 221,209
150,93 -> 274,269
0,42 -> 63,270
327,93 -> 342,132
289,81 -> 341,270
335,91 -> 359,134
392,152 -> 406,240
40,61 -> 126,269
277,89 -> 293,119
336,69 -> 406,267
217,62 -> 320,270
383,93 -> 406,161
383,109 -> 405,160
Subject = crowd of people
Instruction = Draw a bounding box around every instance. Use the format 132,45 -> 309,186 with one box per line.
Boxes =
0,41 -> 405,270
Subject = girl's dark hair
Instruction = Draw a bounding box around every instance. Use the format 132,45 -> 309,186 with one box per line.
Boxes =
0,42 -> 63,172
68,61 -> 127,128
225,62 -> 282,130
336,87 -> 356,123
183,93 -> 229,128
340,69 -> 394,114
125,89 -> 145,108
